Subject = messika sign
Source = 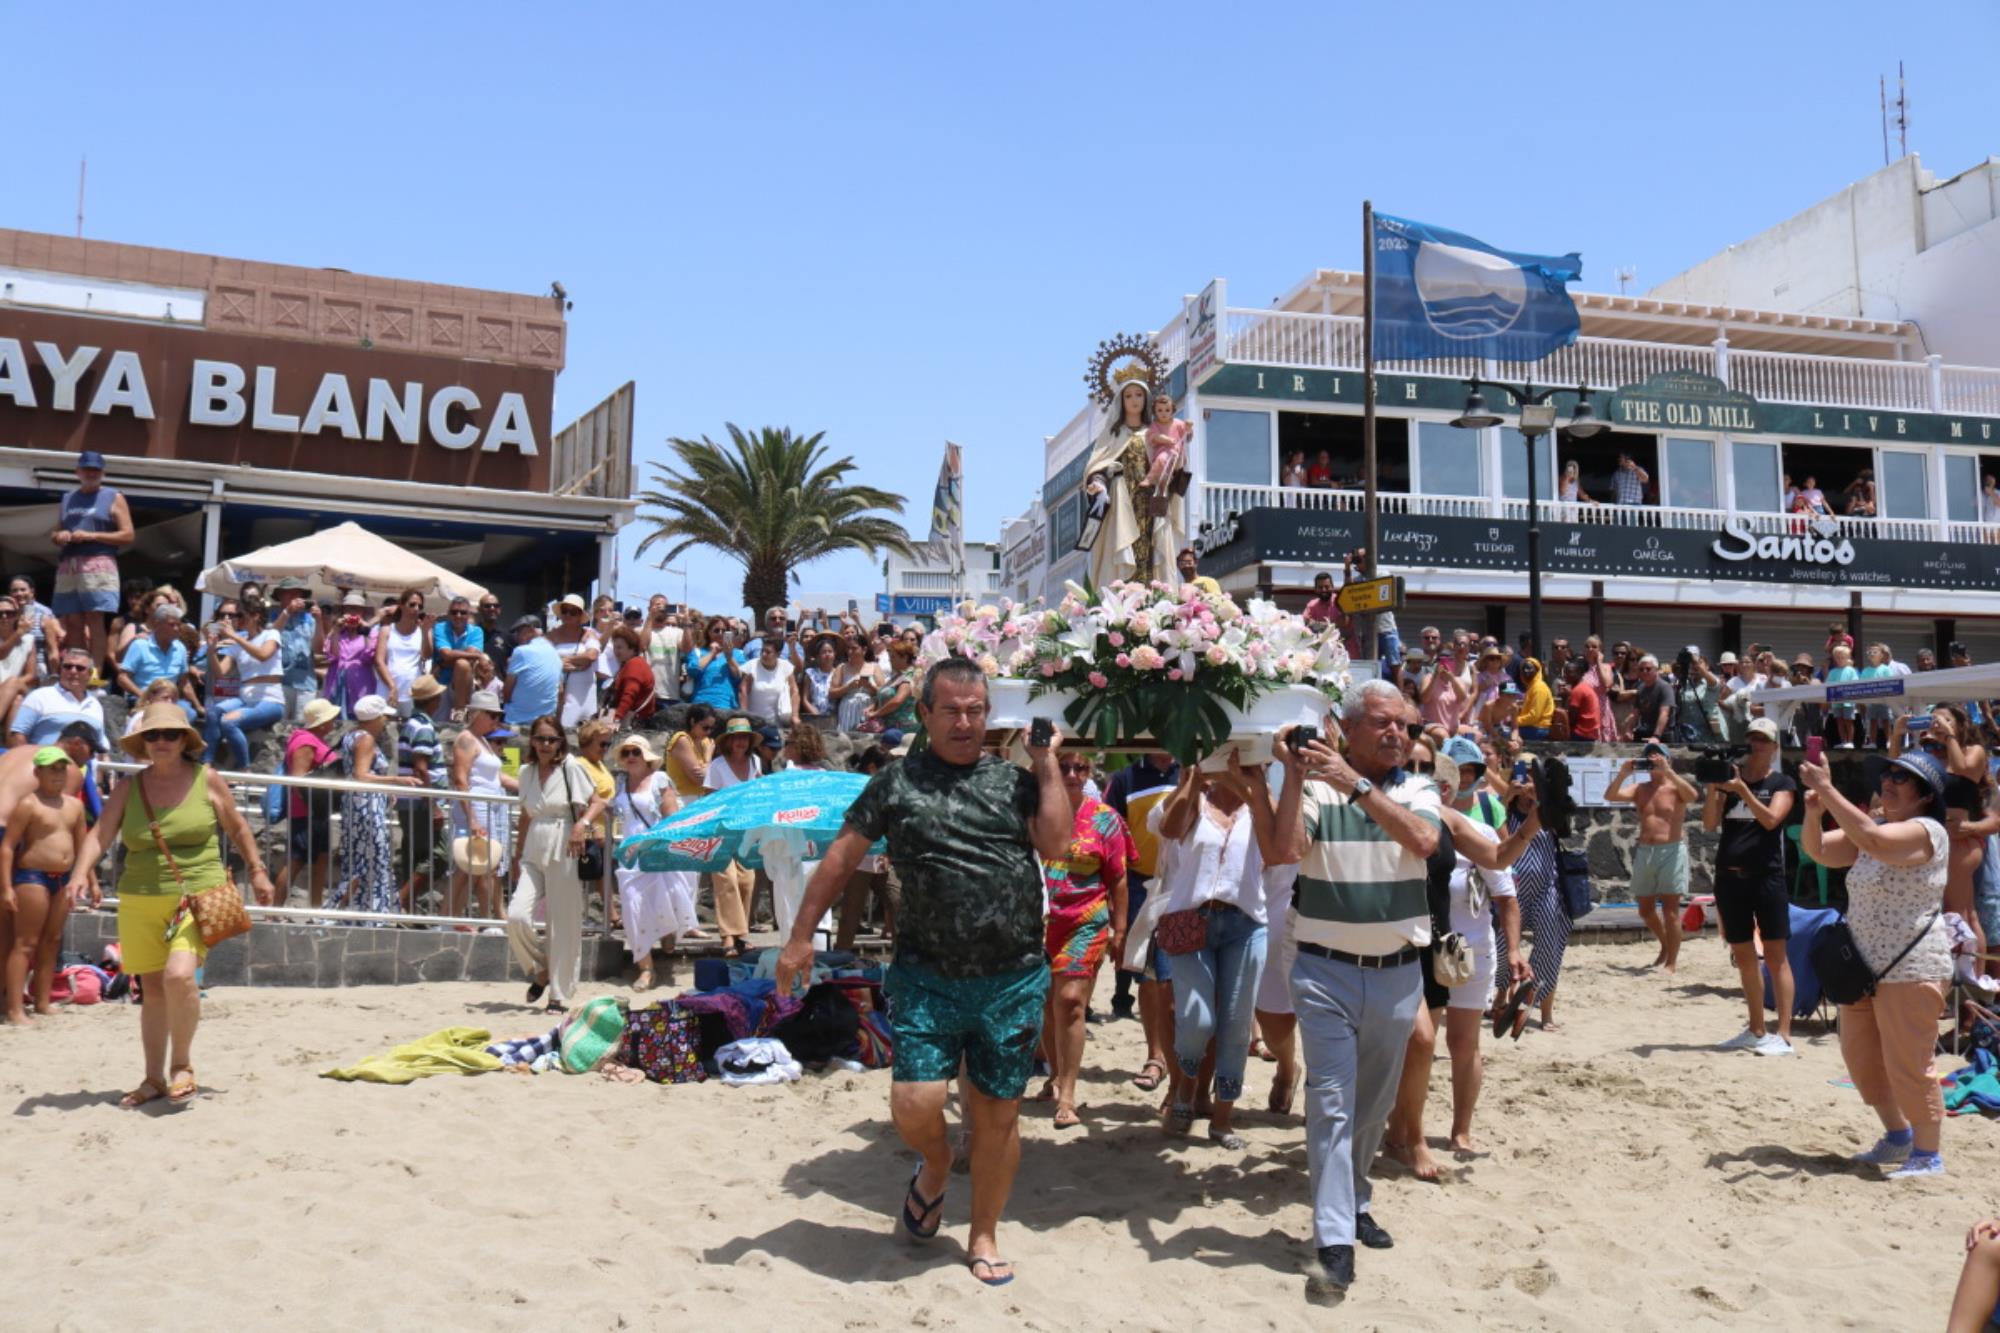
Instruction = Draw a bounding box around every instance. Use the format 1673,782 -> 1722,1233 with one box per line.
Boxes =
0,336 -> 538,454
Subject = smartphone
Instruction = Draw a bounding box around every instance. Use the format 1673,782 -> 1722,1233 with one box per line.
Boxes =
1512,759 -> 1529,783
1805,736 -> 1825,764
1906,716 -> 1932,731
1029,717 -> 1053,748
664,603 -> 682,616
1290,725 -> 1319,752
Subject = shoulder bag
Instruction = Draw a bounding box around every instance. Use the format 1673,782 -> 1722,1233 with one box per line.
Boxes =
1811,906 -> 1942,1007
142,771 -> 251,949
561,760 -> 607,882
1554,837 -> 1594,920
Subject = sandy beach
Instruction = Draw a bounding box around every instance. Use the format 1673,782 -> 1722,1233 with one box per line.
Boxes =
4,934 -> 1986,1331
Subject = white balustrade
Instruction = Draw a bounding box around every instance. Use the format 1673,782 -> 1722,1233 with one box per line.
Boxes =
1725,348 -> 1930,412
1940,365 -> 2000,418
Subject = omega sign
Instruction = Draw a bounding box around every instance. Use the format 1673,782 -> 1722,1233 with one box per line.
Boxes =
1711,515 -> 1856,568
0,337 -> 538,454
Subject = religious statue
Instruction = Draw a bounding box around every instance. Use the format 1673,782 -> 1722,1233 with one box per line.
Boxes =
1075,333 -> 1184,588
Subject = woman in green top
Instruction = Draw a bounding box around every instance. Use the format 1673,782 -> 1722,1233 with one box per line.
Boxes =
865,641 -> 921,733
67,702 -> 273,1109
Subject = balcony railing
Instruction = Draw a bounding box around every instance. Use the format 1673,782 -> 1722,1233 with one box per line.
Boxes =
1199,481 -> 1990,548
1213,308 -> 2000,418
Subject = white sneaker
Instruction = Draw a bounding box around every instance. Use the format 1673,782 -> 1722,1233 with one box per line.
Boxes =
1886,1153 -> 1945,1179
1753,1033 -> 1794,1057
1715,1028 -> 1762,1051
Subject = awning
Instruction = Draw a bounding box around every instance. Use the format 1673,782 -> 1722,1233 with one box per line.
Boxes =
198,520 -> 489,611
1750,662 -> 2000,707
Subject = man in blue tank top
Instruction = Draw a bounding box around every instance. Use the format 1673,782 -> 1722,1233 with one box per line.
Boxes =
48,451 -> 133,676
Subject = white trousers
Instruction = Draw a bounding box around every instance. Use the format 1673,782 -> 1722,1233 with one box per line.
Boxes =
507,860 -> 585,1006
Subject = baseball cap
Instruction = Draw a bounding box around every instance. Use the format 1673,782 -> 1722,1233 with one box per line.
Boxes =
511,615 -> 542,632
1746,718 -> 1780,742
32,745 -> 70,767
1440,736 -> 1485,770
77,450 -> 106,470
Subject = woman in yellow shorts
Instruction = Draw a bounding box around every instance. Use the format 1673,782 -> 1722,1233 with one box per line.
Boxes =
67,703 -> 274,1108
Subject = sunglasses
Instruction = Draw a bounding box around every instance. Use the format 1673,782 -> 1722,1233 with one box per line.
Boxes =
619,748 -> 643,758
141,728 -> 184,743
60,662 -> 90,672
449,608 -> 470,616
532,735 -> 562,746
1880,769 -> 1921,787
1057,763 -> 1090,776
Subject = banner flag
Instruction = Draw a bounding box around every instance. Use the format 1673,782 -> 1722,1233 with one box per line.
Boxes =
924,442 -> 963,560
1373,213 -> 1581,363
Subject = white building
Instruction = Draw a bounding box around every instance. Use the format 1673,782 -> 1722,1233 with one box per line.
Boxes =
998,503 -> 1046,603
1651,154 -> 2000,369
882,540 -> 1003,618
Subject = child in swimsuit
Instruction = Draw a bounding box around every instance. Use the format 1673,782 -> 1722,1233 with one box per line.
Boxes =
1,747 -> 87,1023
1140,393 -> 1190,493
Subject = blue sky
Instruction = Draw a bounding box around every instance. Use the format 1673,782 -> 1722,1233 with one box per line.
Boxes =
6,1 -> 1994,613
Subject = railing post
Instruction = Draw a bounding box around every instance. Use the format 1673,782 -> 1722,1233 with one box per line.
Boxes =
1712,331 -> 1730,385
1927,354 -> 1945,412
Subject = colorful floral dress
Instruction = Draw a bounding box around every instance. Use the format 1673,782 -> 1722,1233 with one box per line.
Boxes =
332,728 -> 397,916
1043,797 -> 1133,977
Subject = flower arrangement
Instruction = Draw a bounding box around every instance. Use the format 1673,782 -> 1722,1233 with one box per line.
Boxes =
918,580 -> 1349,766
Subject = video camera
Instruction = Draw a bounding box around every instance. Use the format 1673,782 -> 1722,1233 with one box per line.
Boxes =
1694,744 -> 1749,784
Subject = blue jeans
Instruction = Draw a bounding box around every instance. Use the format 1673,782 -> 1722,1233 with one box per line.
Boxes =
1168,907 -> 1266,1102
1291,949 -> 1423,1247
204,698 -> 285,770
1518,725 -> 1550,741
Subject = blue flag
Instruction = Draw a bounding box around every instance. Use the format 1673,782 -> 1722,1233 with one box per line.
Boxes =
1373,213 -> 1582,363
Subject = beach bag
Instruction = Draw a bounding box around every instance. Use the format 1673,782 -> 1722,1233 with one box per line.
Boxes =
1155,907 -> 1210,956
139,773 -> 251,949
561,762 -> 607,882
625,1003 -> 706,1083
1554,841 -> 1594,921
262,781 -> 285,824
1431,931 -> 1475,986
1811,908 -> 1940,1007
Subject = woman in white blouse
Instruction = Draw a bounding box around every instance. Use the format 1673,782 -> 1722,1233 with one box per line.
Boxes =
612,735 -> 702,990
1139,756 -> 1277,1150
1800,749 -> 1954,1178
506,713 -> 608,1011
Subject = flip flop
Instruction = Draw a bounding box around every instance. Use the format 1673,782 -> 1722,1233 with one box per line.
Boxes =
1132,1059 -> 1166,1091
969,1256 -> 1015,1287
1053,1104 -> 1082,1130
900,1165 -> 944,1241
119,1076 -> 169,1110
1491,979 -> 1534,1041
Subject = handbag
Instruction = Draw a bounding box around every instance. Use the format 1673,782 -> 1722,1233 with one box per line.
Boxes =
624,1002 -> 706,1083
1811,907 -> 1942,1007
140,772 -> 251,949
1431,931 -> 1476,986
560,761 -> 606,881
1155,906 -> 1210,956
1554,841 -> 1594,920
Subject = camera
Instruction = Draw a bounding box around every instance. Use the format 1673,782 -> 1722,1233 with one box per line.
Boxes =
1694,744 -> 1747,784
1290,725 -> 1319,752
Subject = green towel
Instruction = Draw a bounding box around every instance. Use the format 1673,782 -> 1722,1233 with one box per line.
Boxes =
321,1027 -> 503,1084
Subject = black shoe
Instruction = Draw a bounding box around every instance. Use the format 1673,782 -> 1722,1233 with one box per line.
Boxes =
1314,1244 -> 1354,1291
1109,999 -> 1136,1020
526,979 -> 547,1005
1355,1213 -> 1393,1250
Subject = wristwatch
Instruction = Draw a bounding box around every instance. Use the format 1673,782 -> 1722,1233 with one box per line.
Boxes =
1350,777 -> 1375,800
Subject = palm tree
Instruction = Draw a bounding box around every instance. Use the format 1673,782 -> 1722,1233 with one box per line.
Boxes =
635,424 -> 916,615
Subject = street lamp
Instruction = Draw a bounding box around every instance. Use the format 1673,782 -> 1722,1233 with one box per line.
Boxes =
1451,380 -> 1606,662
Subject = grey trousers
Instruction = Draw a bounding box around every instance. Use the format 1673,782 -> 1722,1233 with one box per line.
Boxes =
1291,949 -> 1424,1247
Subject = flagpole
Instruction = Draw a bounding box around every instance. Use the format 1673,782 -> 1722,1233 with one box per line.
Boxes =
1361,199 -> 1379,671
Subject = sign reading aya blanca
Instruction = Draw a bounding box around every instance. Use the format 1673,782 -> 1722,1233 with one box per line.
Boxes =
1607,371 -> 1759,434
0,337 -> 539,455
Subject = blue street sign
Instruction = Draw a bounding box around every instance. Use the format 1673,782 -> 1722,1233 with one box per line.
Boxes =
1826,678 -> 1905,702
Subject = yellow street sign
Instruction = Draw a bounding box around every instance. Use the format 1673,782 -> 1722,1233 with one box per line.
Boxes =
1336,575 -> 1403,616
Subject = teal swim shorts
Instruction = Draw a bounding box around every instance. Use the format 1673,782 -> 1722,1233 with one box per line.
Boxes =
884,961 -> 1049,1100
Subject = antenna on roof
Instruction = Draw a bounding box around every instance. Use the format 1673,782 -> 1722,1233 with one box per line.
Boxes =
1880,64 -> 1909,164
1615,266 -> 1637,295
75,156 -> 86,238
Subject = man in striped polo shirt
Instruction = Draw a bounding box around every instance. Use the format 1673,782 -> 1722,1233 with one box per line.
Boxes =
1269,677 -> 1441,1294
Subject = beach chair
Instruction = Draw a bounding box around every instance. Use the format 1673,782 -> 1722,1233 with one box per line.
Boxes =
1785,826 -> 1830,905
1946,959 -> 2000,1058
1764,905 -> 1840,1025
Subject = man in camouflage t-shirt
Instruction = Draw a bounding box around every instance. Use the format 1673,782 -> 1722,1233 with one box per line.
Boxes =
778,659 -> 1070,1288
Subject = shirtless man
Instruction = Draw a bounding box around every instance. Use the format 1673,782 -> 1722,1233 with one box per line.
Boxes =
1,748 -> 87,1022
1605,740 -> 1699,971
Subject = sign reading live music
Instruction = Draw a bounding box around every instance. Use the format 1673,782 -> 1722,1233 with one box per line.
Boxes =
0,307 -> 554,491
1195,505 -> 2000,592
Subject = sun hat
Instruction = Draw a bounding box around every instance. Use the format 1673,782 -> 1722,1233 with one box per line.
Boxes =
1718,651 -> 1739,666
1884,748 -> 1947,796
467,689 -> 504,715
1746,718 -> 1781,742
339,590 -> 371,609
352,695 -> 391,722
616,735 -> 660,766
408,674 -> 446,703
722,717 -> 754,737
558,593 -> 588,613
275,577 -> 312,593
559,996 -> 626,1073
300,698 -> 341,731
32,745 -> 70,768
119,703 -> 204,759
450,835 -> 497,876
1440,736 -> 1485,770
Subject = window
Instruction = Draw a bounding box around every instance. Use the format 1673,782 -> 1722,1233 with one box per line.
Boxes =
901,572 -> 954,591
1731,440 -> 1781,513
1204,409 -> 1273,486
1664,437 -> 1717,510
1499,426 -> 1558,501
1945,455 -> 1979,522
1879,450 -> 1931,519
1415,421 -> 1482,496
1049,491 -> 1081,558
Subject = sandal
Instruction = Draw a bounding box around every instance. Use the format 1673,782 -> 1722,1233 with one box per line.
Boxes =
1132,1058 -> 1167,1092
968,1256 -> 1015,1287
1163,1103 -> 1195,1137
900,1164 -> 944,1241
166,1067 -> 198,1104
119,1076 -> 169,1110
1208,1126 -> 1248,1150
1032,1079 -> 1056,1103
1053,1104 -> 1082,1130
1249,1037 -> 1276,1063
1491,979 -> 1534,1041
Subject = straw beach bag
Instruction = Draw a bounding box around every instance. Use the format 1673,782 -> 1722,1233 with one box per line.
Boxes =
140,776 -> 251,949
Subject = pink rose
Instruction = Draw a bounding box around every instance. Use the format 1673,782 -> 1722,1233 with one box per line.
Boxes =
1168,668 -> 1184,681
1108,632 -> 1125,647
1116,653 -> 1132,668
1041,662 -> 1058,678
1206,644 -> 1231,667
1088,671 -> 1109,689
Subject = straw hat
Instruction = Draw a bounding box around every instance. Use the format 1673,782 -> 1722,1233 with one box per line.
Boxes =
451,834 -> 498,877
299,698 -> 341,731
120,702 -> 204,759
409,674 -> 446,703
615,735 -> 661,767
467,689 -> 503,716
